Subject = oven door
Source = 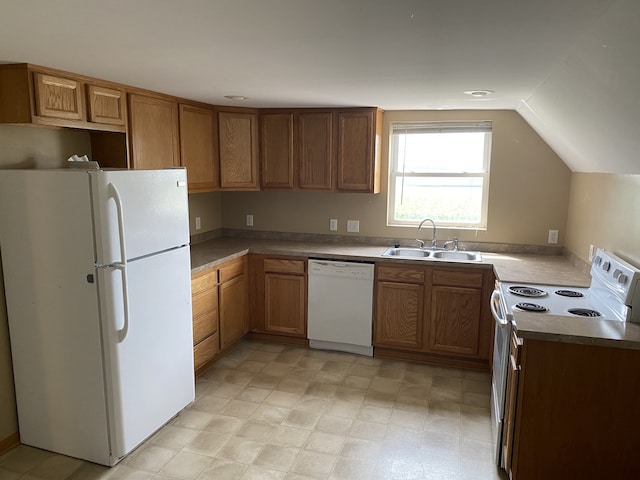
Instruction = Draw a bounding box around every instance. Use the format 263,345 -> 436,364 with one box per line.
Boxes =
490,288 -> 511,467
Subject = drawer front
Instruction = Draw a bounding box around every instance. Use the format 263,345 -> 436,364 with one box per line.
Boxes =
193,332 -> 219,371
377,265 -> 425,283
264,258 -> 305,274
219,257 -> 246,283
192,289 -> 218,344
432,269 -> 483,288
192,268 -> 218,294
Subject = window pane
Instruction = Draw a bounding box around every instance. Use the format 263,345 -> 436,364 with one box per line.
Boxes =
395,132 -> 486,173
394,176 -> 484,224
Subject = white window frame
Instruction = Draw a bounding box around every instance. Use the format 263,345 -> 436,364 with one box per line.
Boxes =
387,121 -> 492,229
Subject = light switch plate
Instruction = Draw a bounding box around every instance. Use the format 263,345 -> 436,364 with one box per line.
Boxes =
195,217 -> 201,230
246,214 -> 254,227
347,220 -> 359,233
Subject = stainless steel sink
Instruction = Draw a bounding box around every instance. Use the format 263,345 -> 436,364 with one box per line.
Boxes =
381,246 -> 482,262
381,247 -> 432,258
430,250 -> 482,261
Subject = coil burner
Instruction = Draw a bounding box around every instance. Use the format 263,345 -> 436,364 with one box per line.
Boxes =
568,308 -> 602,318
508,286 -> 547,298
514,302 -> 548,313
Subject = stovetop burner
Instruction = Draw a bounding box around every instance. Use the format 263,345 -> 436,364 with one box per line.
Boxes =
515,302 -> 548,313
568,308 -> 602,318
509,286 -> 548,298
555,289 -> 585,298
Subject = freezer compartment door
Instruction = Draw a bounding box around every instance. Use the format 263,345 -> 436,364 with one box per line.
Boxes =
91,169 -> 189,265
97,246 -> 194,461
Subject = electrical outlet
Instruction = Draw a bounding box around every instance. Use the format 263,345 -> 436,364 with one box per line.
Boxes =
195,217 -> 201,230
589,244 -> 595,261
347,220 -> 360,233
246,214 -> 254,227
548,229 -> 559,244
330,219 -> 338,231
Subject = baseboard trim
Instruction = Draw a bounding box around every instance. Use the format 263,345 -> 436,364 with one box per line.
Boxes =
0,432 -> 20,456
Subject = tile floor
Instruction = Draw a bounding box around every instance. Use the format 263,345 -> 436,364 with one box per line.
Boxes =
0,340 -> 507,480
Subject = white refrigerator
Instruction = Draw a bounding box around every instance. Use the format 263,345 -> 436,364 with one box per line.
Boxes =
0,168 -> 195,466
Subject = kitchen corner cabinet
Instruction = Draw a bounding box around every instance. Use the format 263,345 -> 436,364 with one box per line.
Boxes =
0,63 -> 126,132
128,94 -> 180,169
374,262 -> 494,369
179,104 -> 219,193
502,334 -> 640,479
218,111 -> 259,190
249,254 -> 307,340
336,108 -> 382,193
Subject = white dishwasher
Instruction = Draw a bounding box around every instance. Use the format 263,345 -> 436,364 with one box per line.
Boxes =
307,259 -> 375,356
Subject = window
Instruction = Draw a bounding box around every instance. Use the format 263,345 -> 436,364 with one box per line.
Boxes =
387,121 -> 492,229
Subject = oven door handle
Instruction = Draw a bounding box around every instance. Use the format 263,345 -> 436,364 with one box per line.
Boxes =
491,290 -> 509,326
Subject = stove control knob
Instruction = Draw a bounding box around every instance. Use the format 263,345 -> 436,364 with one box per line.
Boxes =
618,274 -> 628,285
593,255 -> 602,266
602,261 -> 611,272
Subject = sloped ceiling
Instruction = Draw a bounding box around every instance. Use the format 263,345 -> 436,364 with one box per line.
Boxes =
0,0 -> 637,173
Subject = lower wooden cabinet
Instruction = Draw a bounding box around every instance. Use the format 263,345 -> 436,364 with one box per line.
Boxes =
190,256 -> 249,375
375,265 -> 424,350
191,267 -> 219,374
502,334 -> 640,479
249,254 -> 307,340
374,262 -> 494,369
219,256 -> 249,350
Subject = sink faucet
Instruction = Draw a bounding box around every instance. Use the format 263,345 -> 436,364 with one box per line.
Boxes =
417,218 -> 437,249
443,237 -> 459,251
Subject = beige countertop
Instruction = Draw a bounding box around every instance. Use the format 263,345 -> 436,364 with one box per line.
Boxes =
190,237 -> 591,285
514,311 -> 640,350
192,236 -> 638,348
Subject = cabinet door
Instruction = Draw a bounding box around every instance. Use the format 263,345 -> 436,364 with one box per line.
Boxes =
428,286 -> 482,356
128,94 -> 180,169
219,257 -> 249,348
374,281 -> 423,350
33,72 -> 85,121
180,104 -> 218,192
336,109 -> 380,193
298,112 -> 333,190
260,113 -> 294,189
218,111 -> 258,190
264,273 -> 306,336
87,84 -> 126,125
191,269 -> 219,345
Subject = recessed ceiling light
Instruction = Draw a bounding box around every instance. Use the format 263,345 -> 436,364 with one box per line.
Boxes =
224,95 -> 247,101
464,90 -> 495,97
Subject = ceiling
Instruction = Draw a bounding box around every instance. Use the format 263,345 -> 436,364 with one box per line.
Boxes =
1,0 -> 639,174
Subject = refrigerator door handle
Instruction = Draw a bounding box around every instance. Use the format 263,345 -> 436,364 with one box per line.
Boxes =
113,263 -> 130,342
108,183 -> 128,266
108,182 -> 130,342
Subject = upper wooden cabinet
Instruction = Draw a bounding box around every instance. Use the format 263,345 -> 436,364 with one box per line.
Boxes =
260,113 -> 295,189
218,111 -> 259,190
179,104 -> 218,193
298,112 -> 334,191
86,84 -> 126,126
337,108 -> 382,193
0,64 -> 126,132
259,110 -> 334,191
128,94 -> 180,170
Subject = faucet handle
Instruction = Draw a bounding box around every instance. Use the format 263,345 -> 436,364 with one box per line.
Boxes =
416,239 -> 425,248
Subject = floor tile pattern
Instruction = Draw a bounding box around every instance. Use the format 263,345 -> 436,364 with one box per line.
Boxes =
0,340 -> 507,479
